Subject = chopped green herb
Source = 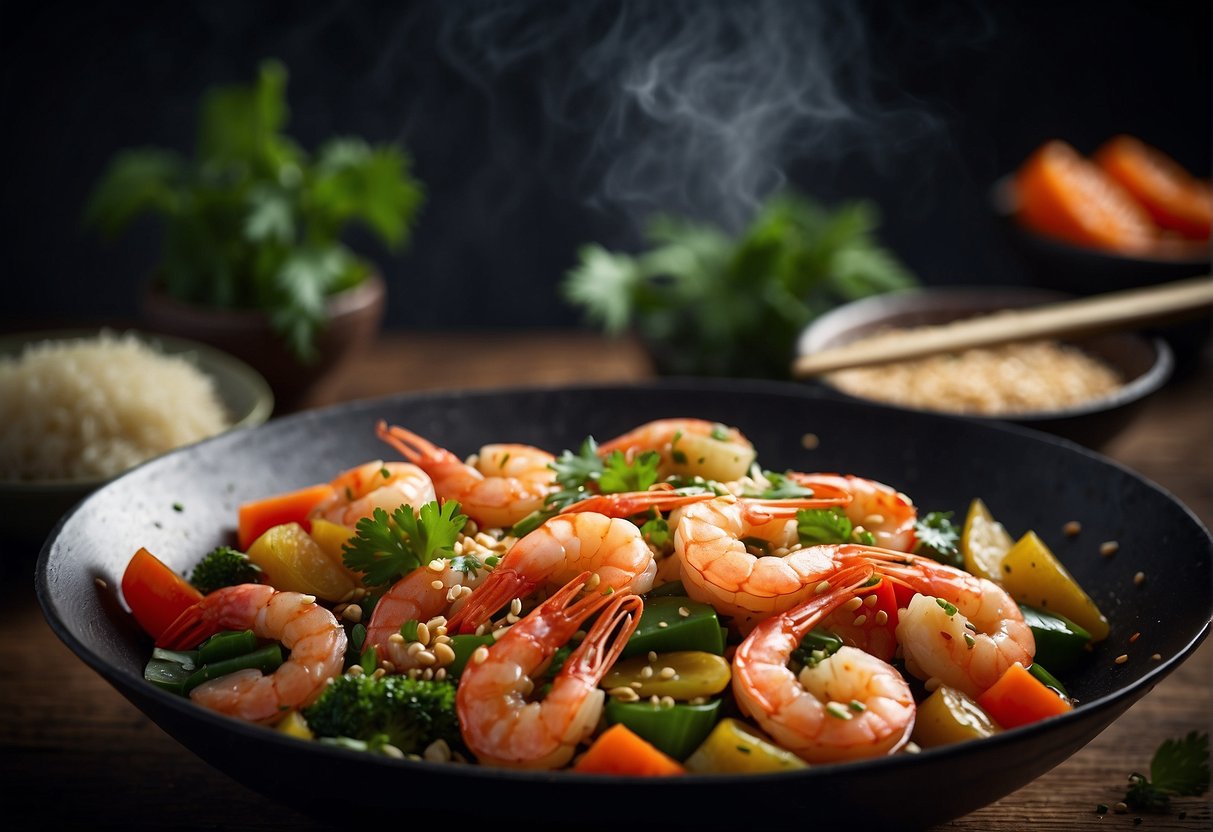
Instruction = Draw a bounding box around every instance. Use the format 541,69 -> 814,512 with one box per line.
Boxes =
797,507 -> 854,546
749,470 -> 816,500
399,619 -> 420,642
350,623 -> 367,653
172,502 -> 184,512
935,598 -> 958,617
1125,731 -> 1210,812
640,515 -> 671,548
709,424 -> 731,442
914,511 -> 962,569
736,745 -> 752,754
359,645 -> 377,675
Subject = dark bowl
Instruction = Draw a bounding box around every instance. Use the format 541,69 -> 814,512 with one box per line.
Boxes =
990,176 -> 1211,367
797,286 -> 1174,449
37,381 -> 1212,831
0,329 -> 274,545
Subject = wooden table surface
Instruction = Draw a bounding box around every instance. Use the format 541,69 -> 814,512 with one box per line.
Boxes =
2,330 -> 1209,830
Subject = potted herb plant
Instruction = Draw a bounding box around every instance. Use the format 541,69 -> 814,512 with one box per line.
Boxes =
562,191 -> 917,379
84,59 -> 423,411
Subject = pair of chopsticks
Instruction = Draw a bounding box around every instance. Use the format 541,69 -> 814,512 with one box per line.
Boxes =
792,276 -> 1213,378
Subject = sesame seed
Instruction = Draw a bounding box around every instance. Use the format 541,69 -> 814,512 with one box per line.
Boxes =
678,606 -> 691,617
630,681 -> 643,688
1100,541 -> 1119,557
801,433 -> 820,450
371,667 -> 387,680
388,633 -> 404,644
1115,654 -> 1129,665
520,677 -> 534,697
689,696 -> 708,705
445,586 -> 461,603
1129,632 -> 1141,644
852,614 -> 868,627
341,604 -> 363,624
406,641 -> 424,657
509,598 -> 523,616
1114,802 -> 1128,814
608,686 -> 640,702
640,666 -> 654,679
471,646 -> 490,664
659,696 -> 676,709
428,615 -> 448,628
648,651 -> 658,663
904,742 -> 921,754
586,573 -> 602,590
874,610 -> 889,626
492,626 -> 512,640
1063,521 -> 1082,537
427,558 -> 446,573
659,666 -> 677,679
842,597 -> 864,613
424,738 -> 452,763
349,665 -> 365,677
1151,653 -> 1162,661
1133,571 -> 1146,586
505,613 -> 520,624
432,642 -> 456,666
415,622 -> 431,645
381,744 -> 405,759
815,580 -> 831,594
434,668 -> 447,681
657,621 -> 669,628
415,650 -> 438,667
299,595 -> 316,605
863,594 -> 878,608
863,514 -> 885,527
94,577 -> 108,589
431,579 -> 445,590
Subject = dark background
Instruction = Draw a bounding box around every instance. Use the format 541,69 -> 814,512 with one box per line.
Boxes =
1,0 -> 1209,331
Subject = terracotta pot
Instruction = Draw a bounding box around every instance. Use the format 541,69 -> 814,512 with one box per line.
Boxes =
140,273 -> 386,413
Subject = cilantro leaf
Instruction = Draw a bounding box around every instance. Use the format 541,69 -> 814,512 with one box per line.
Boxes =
598,449 -> 661,494
797,507 -> 873,546
639,515 -> 670,548
1126,731 -> 1210,812
550,437 -> 603,491
913,511 -> 962,569
342,500 -> 467,588
748,470 -> 816,499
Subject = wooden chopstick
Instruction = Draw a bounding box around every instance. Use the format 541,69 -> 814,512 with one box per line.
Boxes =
792,276 -> 1213,378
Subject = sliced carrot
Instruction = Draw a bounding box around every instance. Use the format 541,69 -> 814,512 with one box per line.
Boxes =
237,482 -> 335,550
1014,139 -> 1158,254
1095,134 -> 1212,241
121,547 -> 204,640
573,723 -> 686,776
976,661 -> 1073,729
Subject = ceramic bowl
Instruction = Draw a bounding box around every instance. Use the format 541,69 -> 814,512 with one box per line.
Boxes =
797,286 -> 1173,449
36,380 -> 1213,830
0,329 -> 273,545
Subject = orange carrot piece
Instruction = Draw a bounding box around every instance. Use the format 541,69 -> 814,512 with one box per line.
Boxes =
976,661 -> 1073,729
573,723 -> 686,776
237,483 -> 335,550
1014,139 -> 1158,253
1095,134 -> 1212,241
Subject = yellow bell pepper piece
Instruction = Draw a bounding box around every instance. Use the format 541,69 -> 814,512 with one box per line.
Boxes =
961,498 -> 1013,583
247,522 -> 358,602
999,531 -> 1109,641
683,718 -> 807,774
912,685 -> 1001,748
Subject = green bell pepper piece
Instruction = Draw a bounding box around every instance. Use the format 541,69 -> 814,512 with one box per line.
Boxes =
605,698 -> 722,760
621,596 -> 724,658
1020,604 -> 1091,673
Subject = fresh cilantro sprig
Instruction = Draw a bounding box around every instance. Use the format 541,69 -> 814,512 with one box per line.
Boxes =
1125,731 -> 1210,812
562,191 -> 917,378
745,470 -> 817,499
913,511 -> 962,568
797,508 -> 874,546
342,500 -> 467,588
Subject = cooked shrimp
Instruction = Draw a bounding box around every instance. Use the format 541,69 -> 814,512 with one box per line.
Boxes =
457,572 -> 642,769
363,561 -> 487,670
673,493 -> 861,628
377,422 -> 556,529
446,511 -> 656,634
732,564 -> 915,763
790,473 -> 917,551
310,460 -> 436,527
871,550 -> 1035,698
156,584 -> 347,723
597,417 -> 757,482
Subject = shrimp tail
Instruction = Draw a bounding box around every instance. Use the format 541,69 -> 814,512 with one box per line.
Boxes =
565,593 -> 643,681
156,606 -> 216,649
778,563 -> 876,634
376,422 -> 455,467
445,566 -> 535,635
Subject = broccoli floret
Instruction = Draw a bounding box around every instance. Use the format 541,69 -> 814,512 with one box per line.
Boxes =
302,673 -> 462,756
190,546 -> 263,595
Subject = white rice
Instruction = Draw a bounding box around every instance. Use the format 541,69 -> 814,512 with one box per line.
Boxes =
0,331 -> 231,481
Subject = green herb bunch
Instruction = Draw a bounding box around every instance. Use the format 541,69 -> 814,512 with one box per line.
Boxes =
84,59 -> 424,362
562,191 -> 916,378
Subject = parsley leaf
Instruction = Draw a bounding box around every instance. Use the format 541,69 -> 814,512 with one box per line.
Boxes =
342,500 -> 467,588
913,511 -> 962,569
551,437 -> 603,490
598,450 -> 661,494
1125,731 -> 1210,812
748,470 -> 816,499
639,515 -> 671,548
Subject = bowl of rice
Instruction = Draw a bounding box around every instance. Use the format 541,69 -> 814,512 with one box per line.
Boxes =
796,286 -> 1173,449
0,329 -> 273,544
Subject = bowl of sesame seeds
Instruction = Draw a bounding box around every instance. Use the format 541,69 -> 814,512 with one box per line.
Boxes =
797,286 -> 1174,449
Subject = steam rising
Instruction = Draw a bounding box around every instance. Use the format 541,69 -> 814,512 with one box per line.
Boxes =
436,0 -> 939,233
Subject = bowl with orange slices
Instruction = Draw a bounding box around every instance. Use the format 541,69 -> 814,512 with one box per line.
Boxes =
993,136 -> 1210,363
